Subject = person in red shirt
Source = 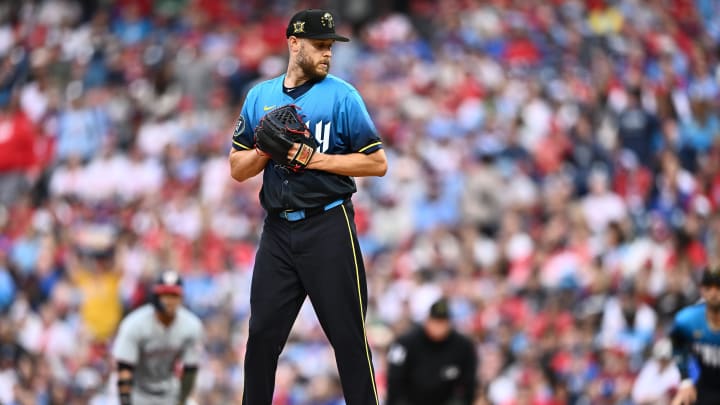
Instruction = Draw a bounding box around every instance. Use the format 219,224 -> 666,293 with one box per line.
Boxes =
0,95 -> 38,205
0,103 -> 36,173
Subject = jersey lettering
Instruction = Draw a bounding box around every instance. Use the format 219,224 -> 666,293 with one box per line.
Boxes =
140,343 -> 180,378
693,343 -> 720,367
309,120 -> 332,153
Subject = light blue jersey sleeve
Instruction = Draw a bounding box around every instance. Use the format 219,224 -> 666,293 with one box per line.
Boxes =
231,86 -> 260,151
338,90 -> 382,154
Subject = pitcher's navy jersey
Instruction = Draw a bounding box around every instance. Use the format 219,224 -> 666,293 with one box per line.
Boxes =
670,303 -> 720,389
231,74 -> 382,212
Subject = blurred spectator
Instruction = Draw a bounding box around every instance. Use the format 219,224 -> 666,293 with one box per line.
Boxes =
65,228 -> 122,343
598,284 -> 657,355
616,87 -> 661,168
0,95 -> 38,206
461,149 -> 505,236
55,84 -> 108,162
581,168 -> 628,234
631,337 -> 680,405
567,114 -> 613,195
111,2 -> 153,46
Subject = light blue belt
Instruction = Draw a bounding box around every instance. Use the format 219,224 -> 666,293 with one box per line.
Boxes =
279,199 -> 344,221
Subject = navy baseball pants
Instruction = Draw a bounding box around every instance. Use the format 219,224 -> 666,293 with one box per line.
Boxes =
242,200 -> 378,405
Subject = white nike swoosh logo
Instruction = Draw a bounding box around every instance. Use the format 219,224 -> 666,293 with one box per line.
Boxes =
263,105 -> 276,111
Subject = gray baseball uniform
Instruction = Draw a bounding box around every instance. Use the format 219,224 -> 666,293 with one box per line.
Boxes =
112,304 -> 203,405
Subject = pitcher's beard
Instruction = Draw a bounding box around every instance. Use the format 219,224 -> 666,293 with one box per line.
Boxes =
298,52 -> 329,81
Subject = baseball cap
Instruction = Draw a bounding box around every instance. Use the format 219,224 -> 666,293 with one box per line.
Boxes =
153,270 -> 183,296
286,9 -> 350,42
428,298 -> 451,320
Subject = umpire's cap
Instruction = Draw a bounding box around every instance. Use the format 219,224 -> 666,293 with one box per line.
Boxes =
701,268 -> 720,287
286,9 -> 350,42
428,298 -> 451,320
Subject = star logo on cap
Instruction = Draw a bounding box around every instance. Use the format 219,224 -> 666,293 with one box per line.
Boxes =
321,12 -> 334,28
293,21 -> 306,34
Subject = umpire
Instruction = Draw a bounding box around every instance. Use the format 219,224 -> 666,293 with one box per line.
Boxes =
386,298 -> 478,405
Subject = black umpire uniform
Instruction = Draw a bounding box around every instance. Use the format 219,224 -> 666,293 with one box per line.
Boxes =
386,298 -> 478,405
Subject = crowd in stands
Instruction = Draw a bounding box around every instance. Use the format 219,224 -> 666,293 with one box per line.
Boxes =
0,0 -> 719,403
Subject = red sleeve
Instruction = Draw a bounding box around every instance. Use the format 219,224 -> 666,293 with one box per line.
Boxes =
0,112 -> 37,172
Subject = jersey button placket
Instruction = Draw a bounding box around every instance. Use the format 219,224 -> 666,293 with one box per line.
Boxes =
281,178 -> 290,209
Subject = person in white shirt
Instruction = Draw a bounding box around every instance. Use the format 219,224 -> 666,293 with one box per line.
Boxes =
632,337 -> 681,405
